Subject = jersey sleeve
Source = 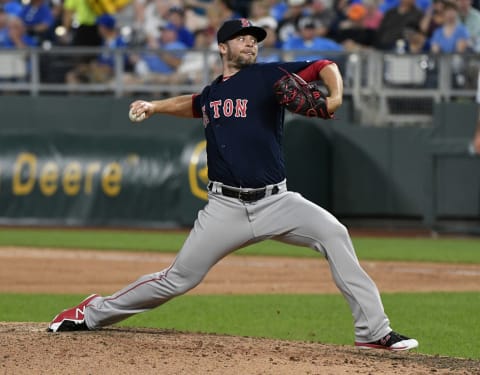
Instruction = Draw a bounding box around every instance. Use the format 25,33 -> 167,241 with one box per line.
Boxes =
258,60 -> 334,87
296,60 -> 335,82
192,93 -> 202,118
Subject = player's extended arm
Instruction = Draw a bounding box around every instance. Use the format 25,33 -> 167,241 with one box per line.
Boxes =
297,61 -> 343,115
318,63 -> 343,114
129,94 -> 196,122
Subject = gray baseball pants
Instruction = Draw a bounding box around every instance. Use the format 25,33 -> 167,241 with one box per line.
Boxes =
85,181 -> 391,342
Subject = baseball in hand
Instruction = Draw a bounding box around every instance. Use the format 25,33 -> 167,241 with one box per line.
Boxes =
129,108 -> 146,123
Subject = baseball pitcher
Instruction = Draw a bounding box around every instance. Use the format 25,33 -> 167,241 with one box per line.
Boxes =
48,18 -> 419,351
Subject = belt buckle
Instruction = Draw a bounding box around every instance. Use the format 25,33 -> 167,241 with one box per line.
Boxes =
239,189 -> 265,202
238,190 -> 252,202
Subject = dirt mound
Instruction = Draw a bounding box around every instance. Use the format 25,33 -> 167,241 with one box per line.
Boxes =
1,323 -> 479,375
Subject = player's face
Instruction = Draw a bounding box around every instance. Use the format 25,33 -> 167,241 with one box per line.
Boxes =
222,34 -> 259,69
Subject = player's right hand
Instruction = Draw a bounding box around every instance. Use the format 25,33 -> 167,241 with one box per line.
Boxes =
129,100 -> 154,123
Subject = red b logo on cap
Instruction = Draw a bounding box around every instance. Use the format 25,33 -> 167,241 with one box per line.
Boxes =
240,18 -> 250,27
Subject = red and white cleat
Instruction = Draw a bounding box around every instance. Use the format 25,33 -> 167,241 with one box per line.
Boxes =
47,294 -> 100,332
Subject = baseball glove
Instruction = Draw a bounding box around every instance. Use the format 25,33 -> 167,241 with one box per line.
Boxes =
273,69 -> 333,119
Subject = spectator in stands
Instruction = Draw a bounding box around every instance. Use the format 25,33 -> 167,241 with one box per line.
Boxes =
165,6 -> 195,47
203,0 -> 242,34
268,0 -> 289,22
47,0 -> 65,43
249,0 -> 278,32
182,0 -> 213,30
0,5 -> 8,32
308,0 -> 337,38
61,0 -> 102,48
430,0 -> 469,53
142,0 -> 172,41
331,0 -> 381,37
215,0 -> 242,21
0,14 -> 36,82
379,0 -> 431,13
174,27 -> 220,84
129,26 -> 220,85
124,23 -> 187,84
19,0 -> 54,44
111,0 -> 145,47
456,0 -> 480,52
256,17 -> 282,62
362,0 -> 384,29
282,15 -> 344,61
0,15 -> 38,47
277,0 -> 309,46
420,0 -> 446,38
0,0 -> 22,17
374,0 -> 423,50
113,0 -> 138,27
65,14 -> 129,85
404,24 -> 429,51
335,3 -> 377,50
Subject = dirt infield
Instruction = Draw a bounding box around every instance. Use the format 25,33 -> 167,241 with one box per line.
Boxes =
1,246 -> 480,374
2,323 -> 480,375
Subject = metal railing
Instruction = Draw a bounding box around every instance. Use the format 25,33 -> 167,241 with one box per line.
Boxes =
0,47 -> 478,126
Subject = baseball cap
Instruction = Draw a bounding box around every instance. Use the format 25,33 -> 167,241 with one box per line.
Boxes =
217,19 -> 267,44
96,14 -> 116,29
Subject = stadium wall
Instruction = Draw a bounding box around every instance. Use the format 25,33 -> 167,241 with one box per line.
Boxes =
0,96 -> 478,228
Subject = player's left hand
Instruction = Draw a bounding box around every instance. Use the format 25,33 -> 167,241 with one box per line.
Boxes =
273,71 -> 334,119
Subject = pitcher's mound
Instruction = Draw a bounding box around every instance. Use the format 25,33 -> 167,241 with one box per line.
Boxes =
1,323 -> 479,374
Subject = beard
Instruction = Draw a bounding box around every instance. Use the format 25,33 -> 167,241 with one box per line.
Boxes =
226,46 -> 256,69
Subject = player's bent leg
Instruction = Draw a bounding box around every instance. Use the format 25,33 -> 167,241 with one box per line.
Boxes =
81,193 -> 255,330
48,262 -> 206,332
84,262 -> 206,329
264,192 -> 392,343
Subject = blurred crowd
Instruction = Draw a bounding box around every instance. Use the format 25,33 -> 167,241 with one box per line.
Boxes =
0,0 -> 479,85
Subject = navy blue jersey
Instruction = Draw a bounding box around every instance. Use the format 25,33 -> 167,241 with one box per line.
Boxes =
193,61 -> 314,188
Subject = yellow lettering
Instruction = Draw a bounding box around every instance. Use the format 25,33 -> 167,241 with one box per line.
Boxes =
12,153 -> 37,195
84,162 -> 101,194
188,141 -> 208,201
10,154 -> 124,197
39,161 -> 59,196
63,162 -> 82,195
102,162 -> 122,197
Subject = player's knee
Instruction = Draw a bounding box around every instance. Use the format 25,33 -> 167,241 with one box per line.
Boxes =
166,264 -> 204,296
329,220 -> 350,241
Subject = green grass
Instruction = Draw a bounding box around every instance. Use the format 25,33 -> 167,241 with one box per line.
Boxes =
1,292 -> 479,359
0,228 -> 479,263
1,228 -> 479,360
0,228 -> 186,252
